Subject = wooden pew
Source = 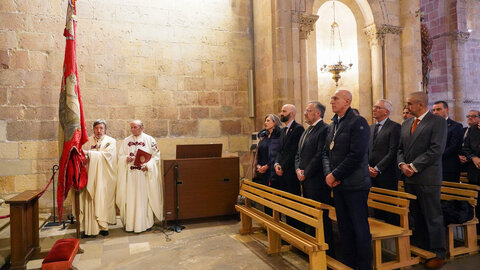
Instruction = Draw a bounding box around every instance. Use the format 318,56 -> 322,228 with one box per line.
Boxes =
235,180 -> 350,270
440,181 -> 479,258
330,187 -> 419,269
460,172 -> 469,183
399,180 -> 479,258
367,187 -> 419,269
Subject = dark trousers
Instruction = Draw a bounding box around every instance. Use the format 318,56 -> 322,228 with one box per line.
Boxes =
264,179 -> 281,216
404,183 -> 446,259
467,165 -> 480,233
371,176 -> 399,225
333,189 -> 372,270
279,171 -> 303,231
443,171 -> 460,182
303,185 -> 335,257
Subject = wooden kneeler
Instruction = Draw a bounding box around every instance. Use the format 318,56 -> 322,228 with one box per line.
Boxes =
42,238 -> 80,270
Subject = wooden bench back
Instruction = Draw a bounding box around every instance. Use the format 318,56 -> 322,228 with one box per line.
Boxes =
399,180 -> 478,209
369,187 -> 416,229
240,180 -> 332,244
440,184 -> 478,208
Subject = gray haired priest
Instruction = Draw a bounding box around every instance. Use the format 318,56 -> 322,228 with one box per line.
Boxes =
80,119 -> 117,237
116,120 -> 164,233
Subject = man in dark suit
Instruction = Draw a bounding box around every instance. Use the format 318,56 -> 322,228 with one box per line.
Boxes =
459,110 -> 480,170
398,92 -> 447,269
432,100 -> 463,182
294,101 -> 333,256
322,90 -> 372,269
369,99 -> 401,190
275,104 -> 304,194
274,104 -> 304,230
462,121 -> 480,233
368,99 -> 401,224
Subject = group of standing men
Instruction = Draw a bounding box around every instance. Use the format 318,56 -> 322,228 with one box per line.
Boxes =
79,119 -> 164,237
257,89 -> 480,270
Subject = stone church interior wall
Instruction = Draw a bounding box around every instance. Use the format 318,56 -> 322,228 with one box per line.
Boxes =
0,0 -> 254,211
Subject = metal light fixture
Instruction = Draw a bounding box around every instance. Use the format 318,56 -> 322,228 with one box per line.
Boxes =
320,0 -> 353,86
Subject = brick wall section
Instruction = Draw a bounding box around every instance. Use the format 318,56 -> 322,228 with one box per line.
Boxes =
421,0 -> 450,95
464,0 -> 480,109
421,0 -> 480,120
0,0 -> 254,211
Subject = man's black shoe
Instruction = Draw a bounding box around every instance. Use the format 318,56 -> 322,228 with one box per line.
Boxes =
99,230 -> 109,236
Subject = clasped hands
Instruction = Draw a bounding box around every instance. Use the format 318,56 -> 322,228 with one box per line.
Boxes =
368,166 -> 378,178
256,164 -> 268,174
472,157 -> 480,169
127,156 -> 148,171
274,164 -> 283,176
325,173 -> 340,188
459,155 -> 480,169
400,163 -> 415,177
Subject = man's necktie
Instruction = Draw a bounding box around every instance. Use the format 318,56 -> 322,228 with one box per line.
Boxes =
373,123 -> 381,140
300,126 -> 313,149
410,119 -> 420,135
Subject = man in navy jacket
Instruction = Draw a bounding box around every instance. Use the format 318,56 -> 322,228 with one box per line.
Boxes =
432,101 -> 463,182
322,90 -> 372,269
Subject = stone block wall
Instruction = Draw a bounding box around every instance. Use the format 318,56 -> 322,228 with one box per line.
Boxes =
0,0 -> 254,213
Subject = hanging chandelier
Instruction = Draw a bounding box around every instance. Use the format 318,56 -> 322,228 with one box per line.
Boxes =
320,0 -> 353,86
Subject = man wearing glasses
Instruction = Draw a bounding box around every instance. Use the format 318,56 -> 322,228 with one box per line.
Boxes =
461,110 -> 480,234
459,110 -> 480,166
368,100 -> 401,223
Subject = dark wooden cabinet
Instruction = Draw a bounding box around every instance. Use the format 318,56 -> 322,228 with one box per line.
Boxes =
163,157 -> 239,221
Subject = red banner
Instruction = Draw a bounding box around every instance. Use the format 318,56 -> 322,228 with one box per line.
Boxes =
57,0 -> 88,219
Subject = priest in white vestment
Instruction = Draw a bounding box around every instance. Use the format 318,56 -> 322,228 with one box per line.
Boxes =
80,119 -> 117,237
116,120 -> 164,233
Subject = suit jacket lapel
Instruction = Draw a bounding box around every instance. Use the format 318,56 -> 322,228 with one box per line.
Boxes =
403,117 -> 414,151
300,123 -> 318,152
379,118 -> 393,142
406,112 -> 431,152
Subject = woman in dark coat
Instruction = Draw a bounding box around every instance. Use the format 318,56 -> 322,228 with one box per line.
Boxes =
254,114 -> 282,189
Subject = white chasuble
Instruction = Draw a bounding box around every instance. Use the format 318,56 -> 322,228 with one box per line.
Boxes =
116,133 -> 164,232
80,135 -> 117,235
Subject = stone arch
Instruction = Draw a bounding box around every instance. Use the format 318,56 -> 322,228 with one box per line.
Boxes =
306,0 -> 386,121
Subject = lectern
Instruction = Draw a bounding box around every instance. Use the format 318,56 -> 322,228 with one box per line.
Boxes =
163,144 -> 239,220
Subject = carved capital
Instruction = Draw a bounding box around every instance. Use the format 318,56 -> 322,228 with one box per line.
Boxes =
363,24 -> 383,47
454,31 -> 470,42
379,24 -> 403,35
299,14 -> 319,40
363,24 -> 403,47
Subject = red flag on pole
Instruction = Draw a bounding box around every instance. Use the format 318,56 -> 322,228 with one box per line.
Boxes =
57,0 -> 88,220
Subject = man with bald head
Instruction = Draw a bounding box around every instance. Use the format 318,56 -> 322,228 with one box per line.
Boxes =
275,104 -> 304,197
116,120 -> 164,233
322,90 -> 372,269
398,92 -> 447,269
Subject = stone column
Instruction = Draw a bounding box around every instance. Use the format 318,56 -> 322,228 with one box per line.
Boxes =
299,14 -> 319,117
381,25 -> 404,122
364,24 -> 384,106
451,31 -> 470,122
272,0 -> 293,110
400,0 -> 422,100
